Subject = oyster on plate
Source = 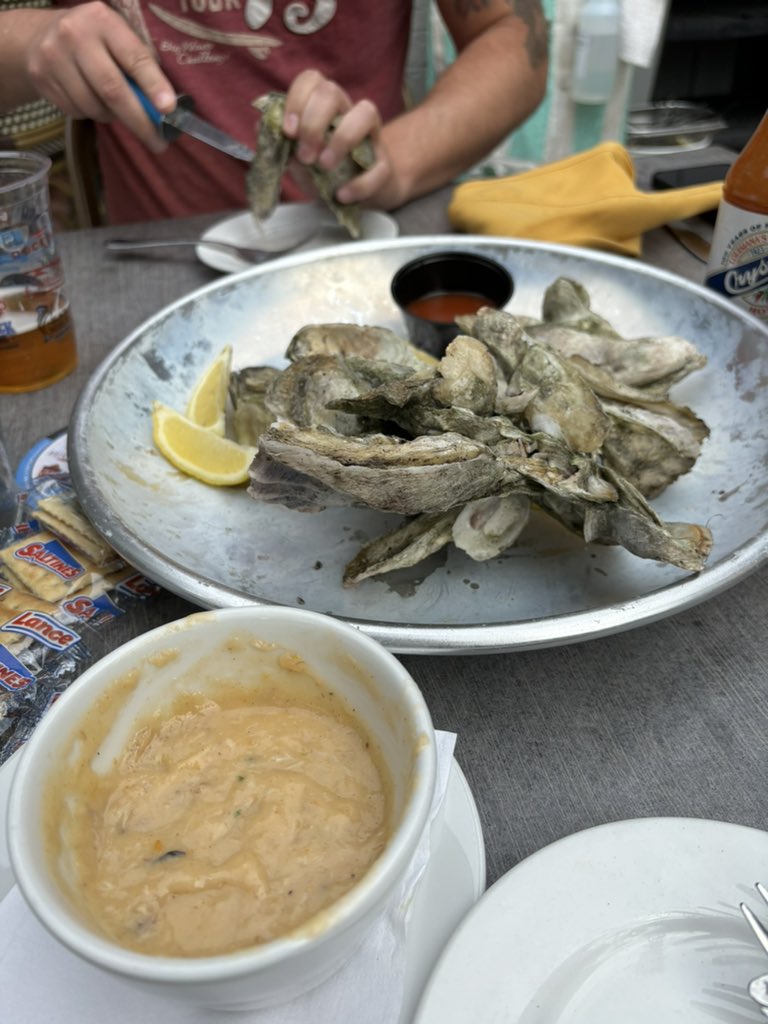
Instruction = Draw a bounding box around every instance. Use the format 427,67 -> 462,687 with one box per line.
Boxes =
542,277 -> 622,337
341,493 -> 532,586
287,322 -> 437,369
229,365 -> 281,446
254,425 -> 513,517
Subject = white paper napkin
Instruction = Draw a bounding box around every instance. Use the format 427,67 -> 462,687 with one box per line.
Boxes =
0,731 -> 457,1024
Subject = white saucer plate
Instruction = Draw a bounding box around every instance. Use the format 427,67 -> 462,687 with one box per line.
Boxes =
197,202 -> 399,273
0,750 -> 484,1022
414,816 -> 768,1024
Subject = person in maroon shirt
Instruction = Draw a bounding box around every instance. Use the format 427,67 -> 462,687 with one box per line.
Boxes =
0,0 -> 548,224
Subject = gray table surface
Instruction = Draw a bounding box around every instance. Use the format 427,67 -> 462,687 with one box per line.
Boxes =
4,150 -> 765,892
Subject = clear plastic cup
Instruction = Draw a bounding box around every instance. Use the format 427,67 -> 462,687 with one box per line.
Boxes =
0,151 -> 77,392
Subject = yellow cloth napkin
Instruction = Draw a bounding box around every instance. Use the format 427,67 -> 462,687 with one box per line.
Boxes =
448,141 -> 723,258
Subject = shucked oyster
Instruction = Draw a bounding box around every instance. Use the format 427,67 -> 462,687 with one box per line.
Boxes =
247,92 -> 375,238
307,130 -> 375,239
247,93 -> 292,221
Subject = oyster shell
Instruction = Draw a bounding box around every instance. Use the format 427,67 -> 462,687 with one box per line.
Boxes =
600,397 -> 710,497
248,450 -> 355,512
331,386 -> 532,446
542,277 -> 622,337
511,344 -> 610,454
451,493 -> 531,560
307,127 -> 375,239
540,468 -> 712,573
247,93 -> 292,221
229,365 -> 281,445
264,354 -> 366,435
342,491 -> 533,585
528,322 -> 707,394
496,437 -> 618,505
343,510 -> 459,586
255,424 -> 514,516
433,335 -> 498,415
454,307 -> 528,379
581,467 -> 712,572
286,322 -> 436,369
247,93 -> 376,238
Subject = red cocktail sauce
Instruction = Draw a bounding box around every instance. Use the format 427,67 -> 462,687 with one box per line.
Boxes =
405,292 -> 494,323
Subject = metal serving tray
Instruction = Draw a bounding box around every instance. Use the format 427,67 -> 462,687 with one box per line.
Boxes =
69,236 -> 768,654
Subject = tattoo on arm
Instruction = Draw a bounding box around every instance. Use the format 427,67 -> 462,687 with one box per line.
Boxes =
511,0 -> 549,67
451,0 -> 549,69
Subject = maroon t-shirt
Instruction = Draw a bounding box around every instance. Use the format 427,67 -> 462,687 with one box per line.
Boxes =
64,0 -> 411,223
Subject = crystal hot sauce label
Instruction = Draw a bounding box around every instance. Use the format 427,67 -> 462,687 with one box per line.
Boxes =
705,201 -> 768,320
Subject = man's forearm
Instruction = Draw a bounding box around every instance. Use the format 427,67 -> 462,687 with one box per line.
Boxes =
0,9 -> 57,112
379,12 -> 548,208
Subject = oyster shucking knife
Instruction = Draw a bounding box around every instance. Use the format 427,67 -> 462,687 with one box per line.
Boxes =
126,77 -> 254,162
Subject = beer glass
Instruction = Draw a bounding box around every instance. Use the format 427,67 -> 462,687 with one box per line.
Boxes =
0,151 -> 77,392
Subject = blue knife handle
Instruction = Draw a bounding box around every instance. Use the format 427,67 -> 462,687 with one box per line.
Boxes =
125,76 -> 193,142
125,76 -> 163,127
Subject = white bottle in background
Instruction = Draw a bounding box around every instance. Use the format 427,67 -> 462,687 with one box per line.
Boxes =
571,0 -> 621,105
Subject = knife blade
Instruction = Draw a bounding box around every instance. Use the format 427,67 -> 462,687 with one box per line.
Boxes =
126,78 -> 254,163
664,223 -> 711,264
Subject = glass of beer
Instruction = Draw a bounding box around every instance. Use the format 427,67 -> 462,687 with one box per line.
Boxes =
0,151 -> 77,392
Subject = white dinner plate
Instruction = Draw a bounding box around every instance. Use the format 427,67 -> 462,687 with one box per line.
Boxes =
198,202 -> 399,273
0,750 -> 484,1023
414,816 -> 768,1024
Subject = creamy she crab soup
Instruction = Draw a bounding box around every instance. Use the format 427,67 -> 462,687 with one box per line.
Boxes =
43,642 -> 391,958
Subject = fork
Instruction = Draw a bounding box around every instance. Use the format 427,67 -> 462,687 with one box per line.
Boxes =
104,228 -> 317,264
740,882 -> 768,1015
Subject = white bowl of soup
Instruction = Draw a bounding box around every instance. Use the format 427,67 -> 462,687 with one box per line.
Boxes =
7,606 -> 436,1010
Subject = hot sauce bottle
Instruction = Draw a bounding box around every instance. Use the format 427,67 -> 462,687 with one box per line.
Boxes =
705,109 -> 768,320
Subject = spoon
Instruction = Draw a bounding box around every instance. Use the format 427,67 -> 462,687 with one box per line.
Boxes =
105,228 -> 318,264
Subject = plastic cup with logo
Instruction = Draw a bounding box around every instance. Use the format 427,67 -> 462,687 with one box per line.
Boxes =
0,151 -> 77,393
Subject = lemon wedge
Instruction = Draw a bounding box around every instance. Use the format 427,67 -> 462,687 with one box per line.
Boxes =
152,402 -> 256,486
186,344 -> 232,436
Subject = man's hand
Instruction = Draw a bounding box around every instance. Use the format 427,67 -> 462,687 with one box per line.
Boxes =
23,1 -> 175,152
282,69 -> 402,208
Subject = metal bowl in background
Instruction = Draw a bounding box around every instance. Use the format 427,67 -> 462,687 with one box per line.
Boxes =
627,102 -> 727,154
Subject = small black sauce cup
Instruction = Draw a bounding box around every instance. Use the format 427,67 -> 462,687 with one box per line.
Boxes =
391,250 -> 514,358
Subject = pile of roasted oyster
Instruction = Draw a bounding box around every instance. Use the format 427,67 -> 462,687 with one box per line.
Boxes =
232,277 -> 713,586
